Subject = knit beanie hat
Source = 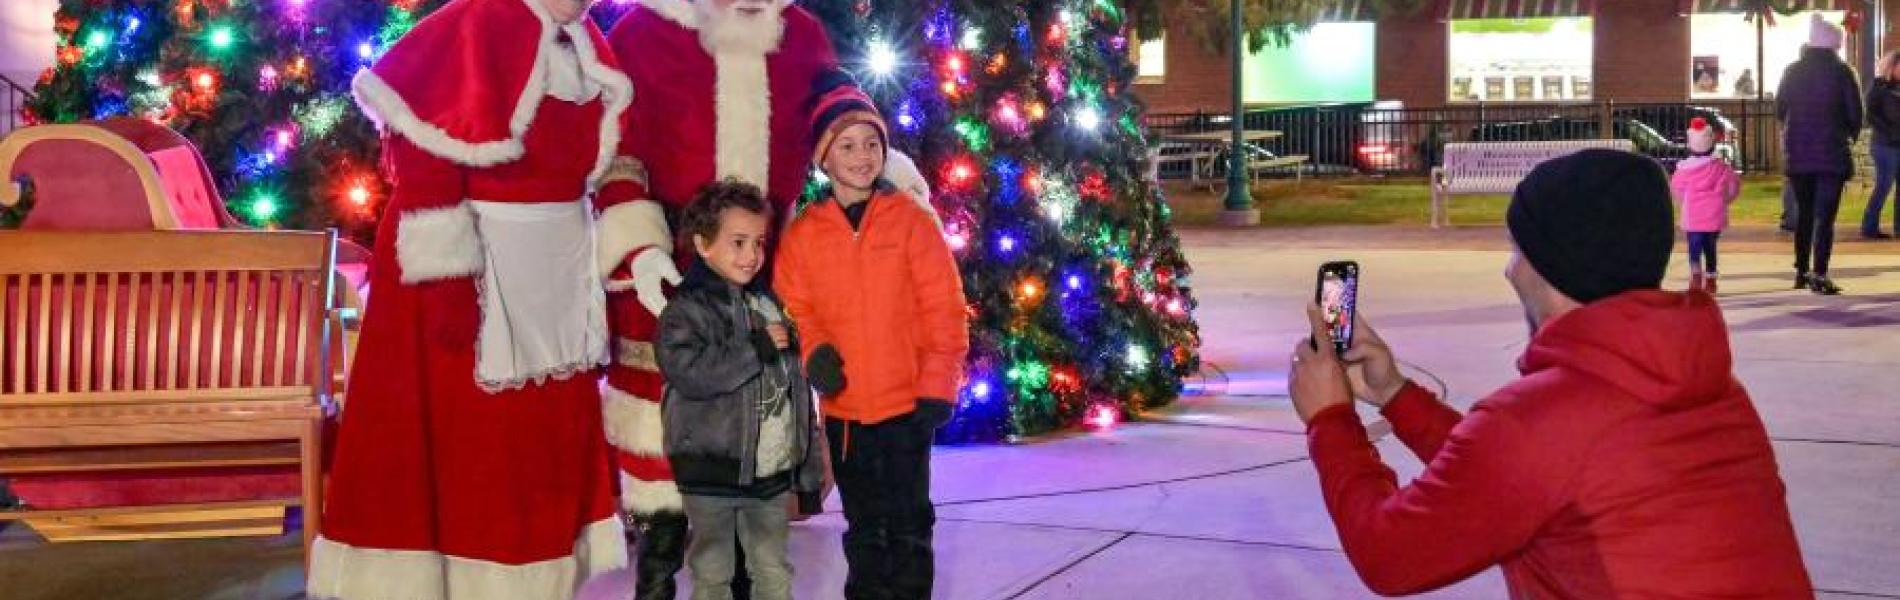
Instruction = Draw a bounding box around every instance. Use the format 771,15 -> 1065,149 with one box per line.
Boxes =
809,69 -> 888,171
1506,149 -> 1675,304
1686,117 -> 1717,155
1810,13 -> 1844,50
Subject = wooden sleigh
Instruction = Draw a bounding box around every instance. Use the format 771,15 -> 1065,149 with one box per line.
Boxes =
0,120 -> 361,553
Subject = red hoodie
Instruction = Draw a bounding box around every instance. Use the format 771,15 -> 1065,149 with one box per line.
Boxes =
1308,290 -> 1813,598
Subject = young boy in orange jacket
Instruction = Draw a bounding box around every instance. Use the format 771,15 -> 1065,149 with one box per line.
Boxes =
774,72 -> 969,599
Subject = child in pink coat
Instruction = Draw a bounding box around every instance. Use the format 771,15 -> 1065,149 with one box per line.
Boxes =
1671,117 -> 1742,293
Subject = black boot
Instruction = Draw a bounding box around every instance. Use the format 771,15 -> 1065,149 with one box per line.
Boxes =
1794,272 -> 1811,290
1809,275 -> 1843,295
633,512 -> 689,600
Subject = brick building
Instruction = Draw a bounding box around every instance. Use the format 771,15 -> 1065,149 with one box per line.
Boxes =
1134,0 -> 1898,115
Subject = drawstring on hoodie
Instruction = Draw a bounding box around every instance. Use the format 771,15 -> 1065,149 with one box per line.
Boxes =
840,421 -> 853,463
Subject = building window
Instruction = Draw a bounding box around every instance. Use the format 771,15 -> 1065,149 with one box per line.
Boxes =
1448,17 -> 1595,102
1690,11 -> 1845,99
1242,22 -> 1377,103
1136,36 -> 1166,84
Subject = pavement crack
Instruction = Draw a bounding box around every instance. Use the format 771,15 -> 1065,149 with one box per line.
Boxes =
1003,531 -> 1134,600
935,456 -> 1312,508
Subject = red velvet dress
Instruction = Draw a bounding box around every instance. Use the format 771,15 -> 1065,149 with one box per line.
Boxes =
307,0 -> 633,597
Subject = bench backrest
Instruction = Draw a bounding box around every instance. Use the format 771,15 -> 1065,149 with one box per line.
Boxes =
1439,140 -> 1637,192
0,231 -> 336,417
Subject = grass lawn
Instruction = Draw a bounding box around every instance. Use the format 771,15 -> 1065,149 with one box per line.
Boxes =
1165,177 -> 1881,229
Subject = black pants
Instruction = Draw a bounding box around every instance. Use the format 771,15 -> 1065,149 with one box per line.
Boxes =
1788,174 -> 1847,276
632,513 -> 751,600
828,416 -> 935,600
1687,231 -> 1720,274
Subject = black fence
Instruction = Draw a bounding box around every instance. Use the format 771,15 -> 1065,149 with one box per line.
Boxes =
1,75 -> 31,138
1146,101 -> 1784,180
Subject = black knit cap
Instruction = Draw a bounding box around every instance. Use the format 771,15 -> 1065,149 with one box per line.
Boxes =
1506,149 -> 1675,304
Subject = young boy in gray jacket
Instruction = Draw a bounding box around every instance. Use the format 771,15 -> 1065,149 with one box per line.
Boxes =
657,179 -> 825,600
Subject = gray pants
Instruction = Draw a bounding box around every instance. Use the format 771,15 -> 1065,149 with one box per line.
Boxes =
683,492 -> 792,600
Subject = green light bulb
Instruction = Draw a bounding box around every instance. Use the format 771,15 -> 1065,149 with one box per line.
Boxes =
209,26 -> 235,51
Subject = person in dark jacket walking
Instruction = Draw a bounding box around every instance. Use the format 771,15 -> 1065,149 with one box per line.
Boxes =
657,180 -> 825,600
1777,14 -> 1863,295
1863,50 -> 1900,239
1288,149 -> 1813,598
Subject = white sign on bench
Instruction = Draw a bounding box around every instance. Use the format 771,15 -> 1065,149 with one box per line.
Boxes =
1429,139 -> 1637,228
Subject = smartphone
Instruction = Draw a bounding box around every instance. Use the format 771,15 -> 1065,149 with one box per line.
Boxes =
1315,261 -> 1359,355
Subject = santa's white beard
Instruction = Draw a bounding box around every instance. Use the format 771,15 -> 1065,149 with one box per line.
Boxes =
696,0 -> 785,55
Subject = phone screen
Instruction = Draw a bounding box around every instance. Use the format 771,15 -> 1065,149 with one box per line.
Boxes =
1317,262 -> 1359,355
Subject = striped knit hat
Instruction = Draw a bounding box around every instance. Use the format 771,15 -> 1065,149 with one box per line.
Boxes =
809,69 -> 888,171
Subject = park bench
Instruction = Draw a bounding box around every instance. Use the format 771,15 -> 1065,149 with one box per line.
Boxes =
0,230 -> 339,557
1429,139 -> 1635,228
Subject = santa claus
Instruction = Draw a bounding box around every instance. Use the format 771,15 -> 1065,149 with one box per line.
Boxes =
591,0 -> 927,597
307,0 -> 631,597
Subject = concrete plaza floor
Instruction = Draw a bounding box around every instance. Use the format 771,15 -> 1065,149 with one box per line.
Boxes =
2,225 -> 1896,599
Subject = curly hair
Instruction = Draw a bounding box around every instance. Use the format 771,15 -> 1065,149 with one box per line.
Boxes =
680,178 -> 773,246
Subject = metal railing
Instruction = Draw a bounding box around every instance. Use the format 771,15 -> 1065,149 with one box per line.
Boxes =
1146,100 -> 1784,179
1,74 -> 33,137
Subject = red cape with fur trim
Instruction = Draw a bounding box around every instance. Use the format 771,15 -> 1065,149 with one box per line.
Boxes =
352,0 -> 630,177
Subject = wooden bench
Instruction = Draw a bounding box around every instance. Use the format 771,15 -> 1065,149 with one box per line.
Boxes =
0,230 -> 338,556
1429,139 -> 1636,228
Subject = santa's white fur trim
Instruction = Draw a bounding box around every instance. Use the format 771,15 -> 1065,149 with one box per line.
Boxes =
601,384 -> 665,458
307,517 -> 626,600
353,70 -> 531,168
714,50 -> 773,191
621,472 -> 685,516
595,200 -> 671,284
354,0 -> 629,172
883,149 -> 939,225
564,22 -> 635,188
396,203 -> 484,283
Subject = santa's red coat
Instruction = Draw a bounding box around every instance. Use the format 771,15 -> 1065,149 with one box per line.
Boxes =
593,0 -> 840,517
307,0 -> 631,597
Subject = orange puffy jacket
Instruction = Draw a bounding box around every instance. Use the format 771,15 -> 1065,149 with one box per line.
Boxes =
775,189 -> 970,425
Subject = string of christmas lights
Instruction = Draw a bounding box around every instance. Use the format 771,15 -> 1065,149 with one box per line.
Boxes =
28,0 -> 1198,441
804,0 -> 1201,442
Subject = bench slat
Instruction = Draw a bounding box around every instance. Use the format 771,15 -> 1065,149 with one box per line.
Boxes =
102,273 -> 118,392
34,274 -> 50,393
209,271 -> 227,389
294,278 -> 313,386
273,274 -> 294,387
0,499 -> 298,522
0,387 -> 315,406
249,273 -> 267,388
52,274 -> 67,394
186,271 -> 202,389
0,441 -> 302,474
5,274 -> 17,395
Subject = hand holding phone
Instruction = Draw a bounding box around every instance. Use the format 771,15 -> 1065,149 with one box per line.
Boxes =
1315,261 -> 1359,356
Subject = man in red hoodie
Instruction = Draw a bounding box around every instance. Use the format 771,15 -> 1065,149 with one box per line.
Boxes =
1289,149 -> 1814,598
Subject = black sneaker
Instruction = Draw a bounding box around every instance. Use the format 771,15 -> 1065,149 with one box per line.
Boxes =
1795,273 -> 1811,289
1810,275 -> 1842,295
1863,231 -> 1894,240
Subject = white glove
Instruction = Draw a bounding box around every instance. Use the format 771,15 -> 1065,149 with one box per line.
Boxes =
630,250 -> 681,316
884,149 -> 932,204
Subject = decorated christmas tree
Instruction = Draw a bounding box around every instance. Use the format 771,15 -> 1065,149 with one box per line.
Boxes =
26,0 -> 1199,442
24,0 -> 457,242
802,0 -> 1200,442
